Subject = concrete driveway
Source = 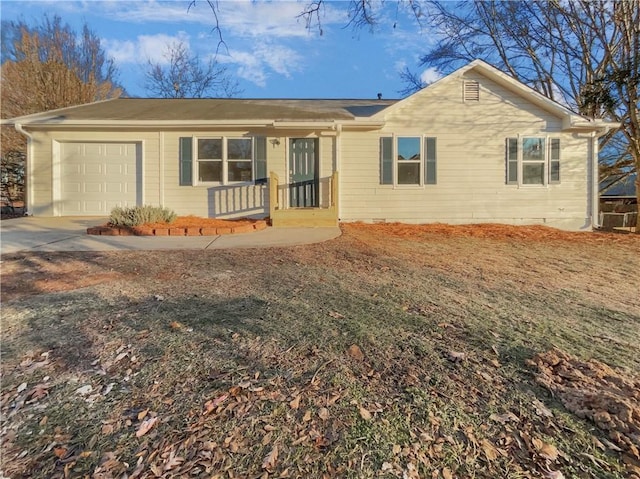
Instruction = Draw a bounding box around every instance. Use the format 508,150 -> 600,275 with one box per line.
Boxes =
0,217 -> 341,254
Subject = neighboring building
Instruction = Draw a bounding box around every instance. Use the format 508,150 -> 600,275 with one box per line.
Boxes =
599,173 -> 638,230
6,60 -> 618,230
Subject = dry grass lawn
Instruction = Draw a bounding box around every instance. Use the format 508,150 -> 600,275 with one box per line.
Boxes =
1,223 -> 639,479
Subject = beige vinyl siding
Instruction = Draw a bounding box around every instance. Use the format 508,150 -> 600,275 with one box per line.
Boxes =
162,130 -> 270,218
340,71 -> 589,230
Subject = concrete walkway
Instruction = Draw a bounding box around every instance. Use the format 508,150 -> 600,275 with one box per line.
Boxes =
0,217 -> 341,254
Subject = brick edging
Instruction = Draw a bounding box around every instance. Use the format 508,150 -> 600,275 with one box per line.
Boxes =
87,220 -> 268,236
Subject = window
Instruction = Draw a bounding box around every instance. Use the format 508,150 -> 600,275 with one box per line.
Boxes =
380,136 -> 437,186
506,137 -> 560,186
227,138 -> 252,182
397,137 -> 421,185
198,138 -> 222,182
179,136 -> 267,186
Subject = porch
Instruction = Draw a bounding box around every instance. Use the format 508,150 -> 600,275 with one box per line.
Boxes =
269,171 -> 339,227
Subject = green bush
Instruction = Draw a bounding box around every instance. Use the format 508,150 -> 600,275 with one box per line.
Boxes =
109,205 -> 177,227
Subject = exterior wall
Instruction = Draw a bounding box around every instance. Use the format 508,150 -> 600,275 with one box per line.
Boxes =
339,71 -> 591,230
28,127 -> 336,219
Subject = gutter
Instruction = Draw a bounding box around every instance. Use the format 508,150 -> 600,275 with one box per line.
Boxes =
13,123 -> 33,216
13,119 -> 386,130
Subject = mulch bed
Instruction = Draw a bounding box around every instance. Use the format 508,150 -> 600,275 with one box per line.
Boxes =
87,216 -> 268,237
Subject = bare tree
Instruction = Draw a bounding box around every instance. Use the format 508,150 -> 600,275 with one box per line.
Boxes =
1,15 -> 123,211
143,41 -> 241,98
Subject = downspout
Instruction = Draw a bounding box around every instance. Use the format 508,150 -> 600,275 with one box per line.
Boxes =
591,131 -> 600,229
14,123 -> 33,216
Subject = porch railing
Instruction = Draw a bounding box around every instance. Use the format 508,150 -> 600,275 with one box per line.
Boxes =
269,171 -> 339,226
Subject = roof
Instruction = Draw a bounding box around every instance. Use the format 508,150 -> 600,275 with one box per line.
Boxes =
5,98 -> 397,126
600,173 -> 637,197
3,59 -> 619,134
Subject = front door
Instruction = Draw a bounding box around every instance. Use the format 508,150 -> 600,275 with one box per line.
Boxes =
289,138 -> 319,207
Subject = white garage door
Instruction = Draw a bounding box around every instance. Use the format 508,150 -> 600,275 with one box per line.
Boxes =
60,142 -> 140,215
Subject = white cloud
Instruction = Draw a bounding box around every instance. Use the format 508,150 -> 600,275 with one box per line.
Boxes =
217,0 -> 346,38
104,32 -> 190,65
84,0 -> 347,39
105,0 -> 213,25
219,42 -> 303,88
420,66 -> 442,85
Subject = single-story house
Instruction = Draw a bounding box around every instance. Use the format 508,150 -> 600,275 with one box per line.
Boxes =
7,59 -> 618,230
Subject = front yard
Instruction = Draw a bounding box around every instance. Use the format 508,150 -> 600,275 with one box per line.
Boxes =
1,224 -> 639,478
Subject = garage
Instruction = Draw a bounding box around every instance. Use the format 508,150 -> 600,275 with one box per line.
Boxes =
59,142 -> 141,215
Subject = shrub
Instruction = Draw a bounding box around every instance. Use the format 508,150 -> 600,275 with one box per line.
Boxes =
109,205 -> 177,227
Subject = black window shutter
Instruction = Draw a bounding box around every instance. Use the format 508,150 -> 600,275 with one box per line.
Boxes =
179,137 -> 193,186
425,137 -> 437,185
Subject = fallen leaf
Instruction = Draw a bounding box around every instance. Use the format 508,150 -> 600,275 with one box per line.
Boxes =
481,439 -> 498,461
328,311 -> 344,319
163,450 -> 183,471
533,438 -> 559,461
136,417 -> 158,437
489,412 -> 519,424
318,407 -> 329,420
54,447 -> 68,458
347,344 -> 364,361
262,445 -> 278,471
302,410 -> 312,422
137,409 -> 148,421
544,471 -> 565,479
359,406 -> 372,421
101,424 -> 114,435
532,398 -> 554,418
447,351 -> 466,362
76,385 -> 93,396
289,395 -> 301,410
169,321 -> 183,330
442,467 -> 453,479
27,384 -> 49,401
204,394 -> 229,414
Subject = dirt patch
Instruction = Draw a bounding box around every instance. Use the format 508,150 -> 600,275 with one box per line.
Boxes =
345,221 -> 639,244
140,215 -> 264,229
0,255 -> 128,302
531,349 -> 640,473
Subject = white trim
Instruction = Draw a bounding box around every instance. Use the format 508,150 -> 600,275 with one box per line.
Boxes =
159,132 -> 165,207
336,124 -> 342,219
193,136 -> 256,187
14,123 -> 33,215
139,140 -> 145,206
52,140 -> 62,216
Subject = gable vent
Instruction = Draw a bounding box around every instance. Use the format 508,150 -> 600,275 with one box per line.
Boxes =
464,80 -> 480,101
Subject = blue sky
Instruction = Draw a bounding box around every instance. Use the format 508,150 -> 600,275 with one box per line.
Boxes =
1,0 -> 442,99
